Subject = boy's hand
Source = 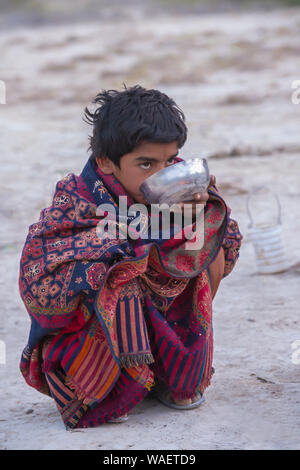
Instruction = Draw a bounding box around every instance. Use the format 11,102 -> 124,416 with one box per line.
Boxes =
179,175 -> 216,218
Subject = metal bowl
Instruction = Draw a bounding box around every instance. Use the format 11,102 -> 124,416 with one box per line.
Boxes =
139,158 -> 210,205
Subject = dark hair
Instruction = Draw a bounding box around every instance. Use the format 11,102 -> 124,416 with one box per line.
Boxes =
83,84 -> 187,167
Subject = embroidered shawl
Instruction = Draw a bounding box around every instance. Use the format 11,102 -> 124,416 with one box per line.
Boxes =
19,157 -> 241,427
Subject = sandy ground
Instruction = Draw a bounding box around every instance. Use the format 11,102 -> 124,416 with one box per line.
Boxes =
0,5 -> 300,450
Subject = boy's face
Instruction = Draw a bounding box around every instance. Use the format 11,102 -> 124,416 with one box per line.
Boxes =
96,140 -> 179,204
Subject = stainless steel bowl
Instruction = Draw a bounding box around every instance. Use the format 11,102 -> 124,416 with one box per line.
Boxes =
139,158 -> 210,205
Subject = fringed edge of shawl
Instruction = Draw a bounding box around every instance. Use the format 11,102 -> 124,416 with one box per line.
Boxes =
119,352 -> 154,369
62,400 -> 89,430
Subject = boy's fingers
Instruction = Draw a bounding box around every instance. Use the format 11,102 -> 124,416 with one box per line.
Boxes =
209,175 -> 216,187
192,192 -> 209,204
179,175 -> 216,206
178,190 -> 209,207
189,175 -> 216,204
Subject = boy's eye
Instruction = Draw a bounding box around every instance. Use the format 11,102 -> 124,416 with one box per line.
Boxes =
140,162 -> 152,170
139,157 -> 176,170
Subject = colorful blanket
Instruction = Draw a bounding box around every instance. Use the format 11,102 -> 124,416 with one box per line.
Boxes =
19,157 -> 242,428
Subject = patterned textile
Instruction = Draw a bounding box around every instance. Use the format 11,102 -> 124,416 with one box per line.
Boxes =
19,157 -> 242,428
222,216 -> 243,277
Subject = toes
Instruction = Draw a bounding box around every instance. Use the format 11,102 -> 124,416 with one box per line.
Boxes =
191,393 -> 202,403
176,398 -> 192,406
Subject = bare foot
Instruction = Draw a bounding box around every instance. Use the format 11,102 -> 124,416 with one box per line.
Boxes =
191,392 -> 202,403
173,392 -> 202,406
156,388 -> 205,409
108,413 -> 128,423
174,397 -> 192,406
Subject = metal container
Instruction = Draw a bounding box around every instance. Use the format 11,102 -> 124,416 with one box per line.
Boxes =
139,158 -> 210,205
247,186 -> 289,274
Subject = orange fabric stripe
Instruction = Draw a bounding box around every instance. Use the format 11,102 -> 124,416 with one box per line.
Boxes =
68,334 -> 93,377
129,297 -> 138,352
120,300 -> 128,353
137,297 -> 147,350
94,362 -> 119,399
73,340 -> 97,383
85,347 -> 111,394
47,372 -> 73,409
76,341 -> 105,387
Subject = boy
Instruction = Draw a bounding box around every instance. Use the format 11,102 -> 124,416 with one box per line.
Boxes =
19,85 -> 242,428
